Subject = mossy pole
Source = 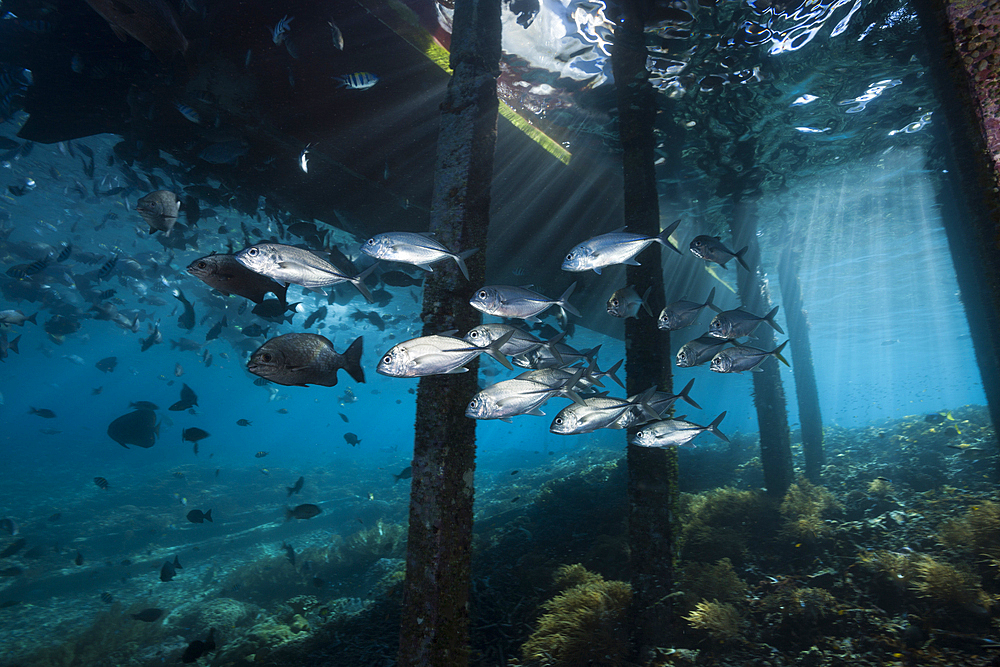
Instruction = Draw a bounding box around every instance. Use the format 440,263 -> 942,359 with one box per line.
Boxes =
733,200 -> 793,497
777,245 -> 824,482
611,0 -> 680,658
909,0 -> 1000,470
396,0 -> 500,662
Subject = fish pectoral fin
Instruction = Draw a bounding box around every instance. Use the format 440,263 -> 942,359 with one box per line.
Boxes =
110,0 -> 136,14
414,264 -> 435,273
109,23 -> 130,41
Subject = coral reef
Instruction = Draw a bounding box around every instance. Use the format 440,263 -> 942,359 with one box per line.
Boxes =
519,564 -> 632,667
778,477 -> 841,543
910,555 -> 985,608
683,600 -> 745,642
680,558 -> 748,609
679,487 -> 778,565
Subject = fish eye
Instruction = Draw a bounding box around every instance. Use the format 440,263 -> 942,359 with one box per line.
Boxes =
261,353 -> 272,362
554,418 -> 562,425
477,290 -> 487,299
197,261 -> 206,268
367,238 -> 375,245
611,299 -> 618,306
382,354 -> 392,364
566,253 -> 573,260
247,247 -> 258,256
469,331 -> 479,338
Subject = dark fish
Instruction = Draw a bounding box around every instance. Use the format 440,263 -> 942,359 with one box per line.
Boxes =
160,556 -> 182,581
343,432 -> 361,446
242,323 -> 270,338
169,383 -> 198,411
131,608 -> 164,622
48,513 -> 60,522
924,413 -> 946,424
338,412 -> 348,422
236,419 -> 252,426
255,451 -> 269,458
248,334 -> 364,387
253,377 -> 271,386
173,289 -> 195,331
285,504 -> 321,521
287,476 -> 304,496
281,542 -> 296,566
0,539 -> 26,558
95,356 -> 118,373
379,270 -> 423,287
689,235 -> 750,270
94,476 -> 110,490
170,338 -> 203,352
181,427 -> 210,443
29,407 -> 57,418
205,316 -> 227,342
0,333 -> 20,362
100,592 -> 114,604
107,410 -> 159,448
302,306 -> 327,329
55,243 -> 72,262
0,519 -> 18,536
83,0 -> 188,57
251,299 -> 297,324
140,323 -> 162,351
186,509 -> 212,523
181,628 -> 216,663
75,551 -> 84,565
511,469 -> 520,475
96,255 -> 118,280
186,254 -> 288,305
129,401 -> 159,410
392,466 -> 412,483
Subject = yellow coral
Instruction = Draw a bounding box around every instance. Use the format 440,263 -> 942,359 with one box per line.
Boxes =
910,555 -> 983,607
684,600 -> 744,641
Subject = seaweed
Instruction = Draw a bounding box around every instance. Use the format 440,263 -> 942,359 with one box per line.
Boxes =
683,600 -> 745,642
679,487 -> 779,565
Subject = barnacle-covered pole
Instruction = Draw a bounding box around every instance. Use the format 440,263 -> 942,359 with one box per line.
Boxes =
611,0 -> 681,657
778,245 -> 824,482
910,0 -> 1000,468
733,200 -> 793,497
396,0 -> 501,662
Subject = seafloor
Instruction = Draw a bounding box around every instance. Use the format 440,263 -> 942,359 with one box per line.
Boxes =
1,405 -> 997,667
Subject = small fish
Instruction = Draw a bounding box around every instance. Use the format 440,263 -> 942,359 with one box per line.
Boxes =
0,519 -> 18,536
29,407 -> 57,418
361,232 -> 478,280
95,356 -> 118,373
173,289 -> 196,331
160,555 -> 182,582
328,19 -> 344,50
100,592 -> 114,604
343,432 -> 361,446
181,628 -> 216,663
235,243 -> 375,302
708,306 -> 783,339
94,476 -> 110,490
186,509 -> 213,523
562,220 -> 681,274
74,551 -> 84,565
237,419 -> 252,426
338,412 -> 349,422
299,144 -> 310,173
281,541 -> 296,566
378,332 -> 513,377
271,14 -> 293,44
710,341 -> 790,373
689,235 -> 750,270
137,190 -> 181,235
205,316 -> 227,342
169,383 -> 198,411
248,334 -> 365,387
0,310 -> 37,326
285,504 -> 322,521
606,286 -> 652,319
96,255 -> 118,280
0,539 -> 26,558
287,476 -> 304,496
676,335 -> 730,368
392,466 -> 412,483
129,401 -> 159,411
131,608 -> 164,622
182,427 -> 210,444
470,284 -> 580,323
631,412 -> 729,448
175,102 -> 200,124
255,451 -> 269,458
336,72 -> 379,90
108,410 -> 159,448
658,287 -> 722,330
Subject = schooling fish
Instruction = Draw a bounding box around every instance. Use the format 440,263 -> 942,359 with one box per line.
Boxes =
469,284 -> 580,323
606,286 -> 652,319
631,412 -> 729,448
561,220 -> 681,274
248,334 -> 364,387
181,427 -> 210,443
336,72 -> 379,89
708,306 -> 783,339
361,232 -> 477,280
107,409 -> 159,448
173,289 -> 196,331
676,335 -> 730,368
377,332 -> 513,377
136,190 -> 181,235
658,287 -> 722,331
169,383 -> 198,411
131,608 -> 164,622
181,628 -> 215,663
286,504 -> 321,521
710,341 -> 789,373
186,254 -> 289,305
689,235 -> 749,271
287,476 -> 304,496
186,509 -> 212,523
235,243 -> 375,302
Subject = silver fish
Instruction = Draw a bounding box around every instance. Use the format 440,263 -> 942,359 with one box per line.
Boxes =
612,378 -> 701,429
561,220 -> 681,274
658,287 -> 722,330
248,334 -> 364,387
235,243 -> 375,302
136,190 -> 181,235
377,332 -> 513,377
361,232 -> 477,280
466,374 -> 583,422
0,310 -> 37,326
470,283 -> 579,323
464,323 -> 558,357
710,341 -> 789,373
676,335 -> 730,368
511,341 -> 599,370
631,412 -> 729,448
549,388 -> 657,435
708,306 -> 783,339
689,236 -> 749,270
272,14 -> 293,44
607,285 -> 652,319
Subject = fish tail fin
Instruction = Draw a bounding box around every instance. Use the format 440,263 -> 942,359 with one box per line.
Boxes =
10,335 -> 20,354
287,486 -> 294,497
343,336 -> 366,383
545,330 -> 566,365
453,248 -> 478,280
556,281 -> 580,318
27,312 -> 37,325
734,246 -> 751,271
704,287 -> 722,313
600,358 -> 625,389
635,386 -> 661,421
679,378 -> 701,410
350,264 -> 378,303
764,306 -> 784,334
640,285 -> 654,317
285,507 -> 294,522
657,219 -> 682,254
771,340 -> 790,366
483,330 -> 514,371
707,411 -> 729,442
204,510 -> 212,522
